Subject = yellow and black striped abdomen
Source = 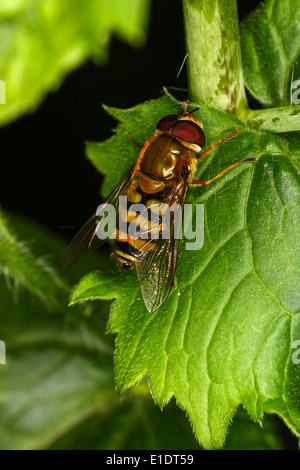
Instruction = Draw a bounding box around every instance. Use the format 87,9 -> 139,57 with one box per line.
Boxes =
115,175 -> 169,268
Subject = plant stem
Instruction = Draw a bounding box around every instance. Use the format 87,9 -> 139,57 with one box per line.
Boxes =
182,0 -> 248,119
246,105 -> 300,133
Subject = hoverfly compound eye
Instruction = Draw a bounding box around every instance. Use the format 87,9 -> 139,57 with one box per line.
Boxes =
171,120 -> 205,147
156,115 -> 178,131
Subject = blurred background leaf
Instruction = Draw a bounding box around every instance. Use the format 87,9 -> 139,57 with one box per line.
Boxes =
0,0 -> 150,126
240,0 -> 300,107
0,211 -> 67,310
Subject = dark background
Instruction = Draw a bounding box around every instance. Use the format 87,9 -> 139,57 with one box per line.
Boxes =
0,0 -> 262,239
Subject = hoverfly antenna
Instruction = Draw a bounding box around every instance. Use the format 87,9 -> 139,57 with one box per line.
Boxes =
180,101 -> 199,117
189,107 -> 200,115
179,99 -> 190,116
181,101 -> 189,114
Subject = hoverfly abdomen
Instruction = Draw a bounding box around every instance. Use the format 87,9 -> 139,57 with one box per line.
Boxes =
115,182 -> 166,268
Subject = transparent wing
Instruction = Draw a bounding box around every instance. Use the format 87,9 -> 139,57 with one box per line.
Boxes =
136,178 -> 189,313
62,167 -> 134,271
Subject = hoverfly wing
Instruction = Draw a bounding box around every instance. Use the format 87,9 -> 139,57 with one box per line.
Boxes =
135,178 -> 189,313
62,167 -> 135,271
61,213 -> 105,271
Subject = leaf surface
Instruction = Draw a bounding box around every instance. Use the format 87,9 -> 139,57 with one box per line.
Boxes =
71,92 -> 300,448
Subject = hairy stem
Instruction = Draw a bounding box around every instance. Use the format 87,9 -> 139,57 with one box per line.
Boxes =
182,0 -> 248,119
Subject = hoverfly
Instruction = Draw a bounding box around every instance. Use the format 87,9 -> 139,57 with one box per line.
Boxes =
62,102 -> 256,312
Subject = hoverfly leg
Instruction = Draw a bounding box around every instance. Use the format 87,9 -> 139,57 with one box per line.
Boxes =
198,128 -> 240,159
128,135 -> 142,149
192,157 -> 257,186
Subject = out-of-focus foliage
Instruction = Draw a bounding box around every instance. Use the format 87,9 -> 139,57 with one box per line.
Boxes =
240,0 -> 300,107
0,0 -> 150,125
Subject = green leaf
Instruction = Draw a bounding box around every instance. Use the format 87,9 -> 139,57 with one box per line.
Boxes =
0,213 -> 114,449
0,0 -> 150,126
0,277 -> 115,450
240,0 -> 300,107
71,91 -> 300,449
0,276 -> 285,450
0,212 -> 67,310
6,212 -> 115,285
0,215 -> 285,450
